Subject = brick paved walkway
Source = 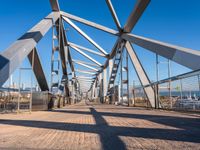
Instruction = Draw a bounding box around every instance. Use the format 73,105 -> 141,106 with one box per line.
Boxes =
0,100 -> 199,150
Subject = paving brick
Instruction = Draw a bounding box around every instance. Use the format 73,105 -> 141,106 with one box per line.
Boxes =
0,100 -> 199,150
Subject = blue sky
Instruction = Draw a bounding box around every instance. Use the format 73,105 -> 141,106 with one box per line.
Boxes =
0,0 -> 200,88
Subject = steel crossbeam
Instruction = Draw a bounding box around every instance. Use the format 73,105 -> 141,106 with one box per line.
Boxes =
0,0 -> 199,108
0,11 -> 59,87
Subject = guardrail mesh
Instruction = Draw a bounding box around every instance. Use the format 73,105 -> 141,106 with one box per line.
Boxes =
132,71 -> 200,111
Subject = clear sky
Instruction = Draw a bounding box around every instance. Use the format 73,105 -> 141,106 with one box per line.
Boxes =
0,0 -> 200,88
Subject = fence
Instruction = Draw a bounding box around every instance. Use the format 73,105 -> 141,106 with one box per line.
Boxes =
132,70 -> 200,111
0,68 -> 33,113
0,90 -> 32,113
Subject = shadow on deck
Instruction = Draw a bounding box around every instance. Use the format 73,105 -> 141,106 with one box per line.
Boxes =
0,103 -> 199,150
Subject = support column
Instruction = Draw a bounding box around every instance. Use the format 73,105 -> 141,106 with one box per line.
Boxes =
109,59 -> 113,78
91,83 -> 95,99
118,83 -> 121,103
95,79 -> 98,100
103,68 -> 107,102
99,73 -> 103,103
71,72 -> 75,104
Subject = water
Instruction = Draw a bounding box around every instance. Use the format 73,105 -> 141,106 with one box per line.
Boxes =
126,88 -> 200,98
160,91 -> 200,97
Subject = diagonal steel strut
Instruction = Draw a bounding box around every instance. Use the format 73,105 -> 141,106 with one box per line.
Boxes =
0,12 -> 59,87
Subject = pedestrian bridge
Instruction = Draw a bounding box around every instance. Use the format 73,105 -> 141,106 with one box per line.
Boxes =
0,0 -> 200,149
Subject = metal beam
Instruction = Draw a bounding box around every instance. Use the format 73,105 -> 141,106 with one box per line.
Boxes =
79,82 -> 94,85
78,79 -> 94,81
73,59 -> 100,67
92,81 -> 96,99
50,6 -> 74,98
76,69 -> 96,73
123,33 -> 200,70
79,84 -> 93,87
75,69 -> 96,75
102,0 -> 150,71
73,61 -> 98,71
62,17 -> 108,55
76,76 -> 95,79
98,0 -> 151,79
68,42 -> 106,57
79,81 -> 93,84
80,86 -> 91,88
55,19 -> 68,75
109,38 -> 123,59
0,12 -> 59,86
80,88 -> 91,90
124,0 -> 150,32
105,0 -> 121,31
61,11 -> 118,35
49,0 -> 60,11
61,23 -> 75,72
80,84 -> 91,87
70,45 -> 102,66
103,68 -> 107,97
80,86 -> 91,89
52,0 -> 73,97
79,84 -> 93,86
109,59 -> 113,78
125,41 -> 155,108
28,48 -> 49,91
79,80 -> 94,83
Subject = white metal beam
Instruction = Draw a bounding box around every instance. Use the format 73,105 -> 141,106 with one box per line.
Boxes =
76,76 -> 95,79
0,12 -> 59,86
61,11 -> 118,35
28,48 -> 49,91
73,61 -> 98,71
49,0 -> 60,11
78,79 -> 94,82
125,41 -> 156,108
124,0 -> 150,32
105,0 -> 121,31
70,45 -> 102,66
122,33 -> 200,70
68,42 -> 106,57
79,84 -> 93,86
63,17 -> 108,55
79,82 -> 93,84
72,59 -> 100,67
76,69 -> 96,73
103,68 -> 107,97
102,0 -> 150,69
76,69 -> 96,75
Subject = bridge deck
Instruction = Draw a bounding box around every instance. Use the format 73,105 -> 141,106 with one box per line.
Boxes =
0,101 -> 199,150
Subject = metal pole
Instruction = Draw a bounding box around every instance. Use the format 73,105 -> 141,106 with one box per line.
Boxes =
156,54 -> 159,108
18,69 -> 21,113
198,75 -> 200,93
72,81 -> 74,104
168,59 -> 172,109
132,80 -> 135,106
118,82 -> 121,104
180,79 -> 183,100
126,50 -> 129,106
120,49 -> 123,105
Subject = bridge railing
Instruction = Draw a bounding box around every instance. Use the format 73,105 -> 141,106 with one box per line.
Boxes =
132,70 -> 200,111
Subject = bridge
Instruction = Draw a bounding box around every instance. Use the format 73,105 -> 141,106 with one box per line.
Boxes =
0,0 -> 200,149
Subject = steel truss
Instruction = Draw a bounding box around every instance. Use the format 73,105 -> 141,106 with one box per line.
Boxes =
0,0 -> 200,108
